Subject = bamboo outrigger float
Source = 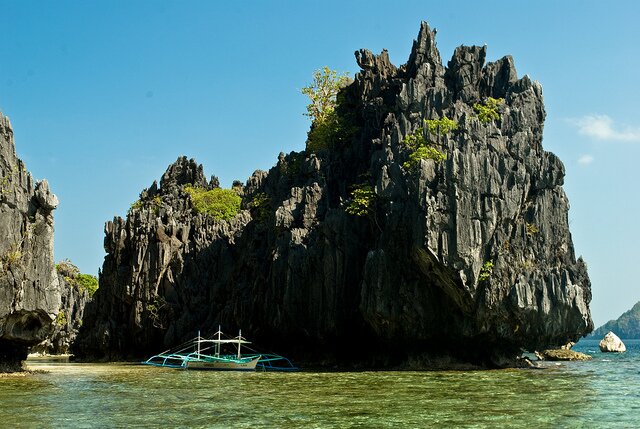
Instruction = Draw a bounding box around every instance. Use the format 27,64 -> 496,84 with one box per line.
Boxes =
142,327 -> 298,372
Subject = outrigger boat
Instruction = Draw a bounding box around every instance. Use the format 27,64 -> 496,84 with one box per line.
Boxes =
142,327 -> 297,372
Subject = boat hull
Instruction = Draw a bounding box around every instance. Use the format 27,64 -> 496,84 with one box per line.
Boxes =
186,356 -> 261,371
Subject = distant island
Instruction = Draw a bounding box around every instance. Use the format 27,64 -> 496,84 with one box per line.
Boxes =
590,301 -> 640,339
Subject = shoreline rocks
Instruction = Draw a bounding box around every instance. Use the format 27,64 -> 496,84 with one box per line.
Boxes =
599,331 -> 626,352
535,349 -> 592,361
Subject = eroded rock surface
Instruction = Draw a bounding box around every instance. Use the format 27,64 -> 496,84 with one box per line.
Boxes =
535,349 -> 592,361
0,113 -> 61,369
32,273 -> 91,355
75,22 -> 592,367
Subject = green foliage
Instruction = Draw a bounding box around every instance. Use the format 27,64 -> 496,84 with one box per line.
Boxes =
526,223 -> 539,236
75,273 -> 99,296
1,243 -> 23,273
55,310 -> 67,327
280,152 -> 304,178
306,113 -> 336,152
130,195 -> 162,215
345,184 -> 376,216
56,259 -> 99,296
56,259 -> 80,278
479,260 -> 494,282
403,145 -> 447,170
425,117 -> 458,135
130,200 -> 144,211
249,192 -> 271,222
3,249 -> 22,266
302,66 -> 350,123
302,67 -> 355,152
184,185 -> 241,221
473,97 -> 504,123
0,166 -> 16,196
401,126 -> 447,170
147,296 -> 168,329
402,126 -> 427,149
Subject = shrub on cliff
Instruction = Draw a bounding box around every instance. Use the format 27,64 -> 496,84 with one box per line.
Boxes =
55,259 -> 99,296
75,274 -> 99,295
345,184 -> 376,216
249,192 -> 271,222
401,122 -> 448,170
425,117 -> 458,135
129,195 -> 162,215
184,185 -> 241,221
473,97 -> 504,123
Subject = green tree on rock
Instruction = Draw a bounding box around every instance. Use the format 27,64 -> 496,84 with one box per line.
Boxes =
302,67 -> 351,152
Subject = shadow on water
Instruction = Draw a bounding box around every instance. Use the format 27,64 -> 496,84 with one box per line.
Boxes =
0,343 -> 638,428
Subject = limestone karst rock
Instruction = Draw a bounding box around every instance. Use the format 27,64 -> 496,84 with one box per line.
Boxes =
599,331 -> 626,353
75,22 -> 592,367
32,271 -> 91,355
0,113 -> 62,369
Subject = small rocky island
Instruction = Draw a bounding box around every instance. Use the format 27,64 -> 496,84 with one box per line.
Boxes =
73,22 -> 593,368
599,331 -> 626,353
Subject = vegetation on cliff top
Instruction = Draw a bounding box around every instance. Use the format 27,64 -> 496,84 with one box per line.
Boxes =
302,67 -> 355,152
129,195 -> 162,215
55,259 -> 98,296
184,185 -> 241,221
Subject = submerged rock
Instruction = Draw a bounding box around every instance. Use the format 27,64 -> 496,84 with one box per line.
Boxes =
0,113 -> 62,369
75,22 -> 592,368
535,349 -> 592,361
599,331 -> 626,352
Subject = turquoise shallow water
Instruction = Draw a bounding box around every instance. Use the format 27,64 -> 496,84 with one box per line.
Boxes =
0,339 -> 638,428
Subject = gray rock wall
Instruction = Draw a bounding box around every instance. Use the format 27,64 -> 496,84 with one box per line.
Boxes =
32,273 -> 91,355
75,22 -> 592,367
0,113 -> 61,368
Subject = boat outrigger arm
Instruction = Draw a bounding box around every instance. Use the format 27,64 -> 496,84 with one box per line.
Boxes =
142,327 -> 298,372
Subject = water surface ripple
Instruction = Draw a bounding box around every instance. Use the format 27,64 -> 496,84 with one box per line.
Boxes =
1,340 -> 638,428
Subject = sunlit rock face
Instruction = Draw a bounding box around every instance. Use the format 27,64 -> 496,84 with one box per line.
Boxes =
599,332 -> 626,353
0,113 -> 61,369
75,22 -> 592,368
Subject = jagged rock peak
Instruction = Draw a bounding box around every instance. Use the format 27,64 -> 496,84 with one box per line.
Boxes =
445,45 -> 487,102
76,22 -> 592,369
355,48 -> 397,77
159,156 -> 208,192
403,21 -> 444,81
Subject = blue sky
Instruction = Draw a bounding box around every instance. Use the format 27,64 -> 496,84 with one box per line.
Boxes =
0,1 -> 638,327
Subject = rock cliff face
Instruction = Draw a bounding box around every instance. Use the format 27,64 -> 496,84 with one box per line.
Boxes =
32,273 -> 91,355
75,22 -> 592,367
0,113 -> 61,368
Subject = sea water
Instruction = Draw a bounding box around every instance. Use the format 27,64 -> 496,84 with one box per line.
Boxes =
0,340 -> 638,428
